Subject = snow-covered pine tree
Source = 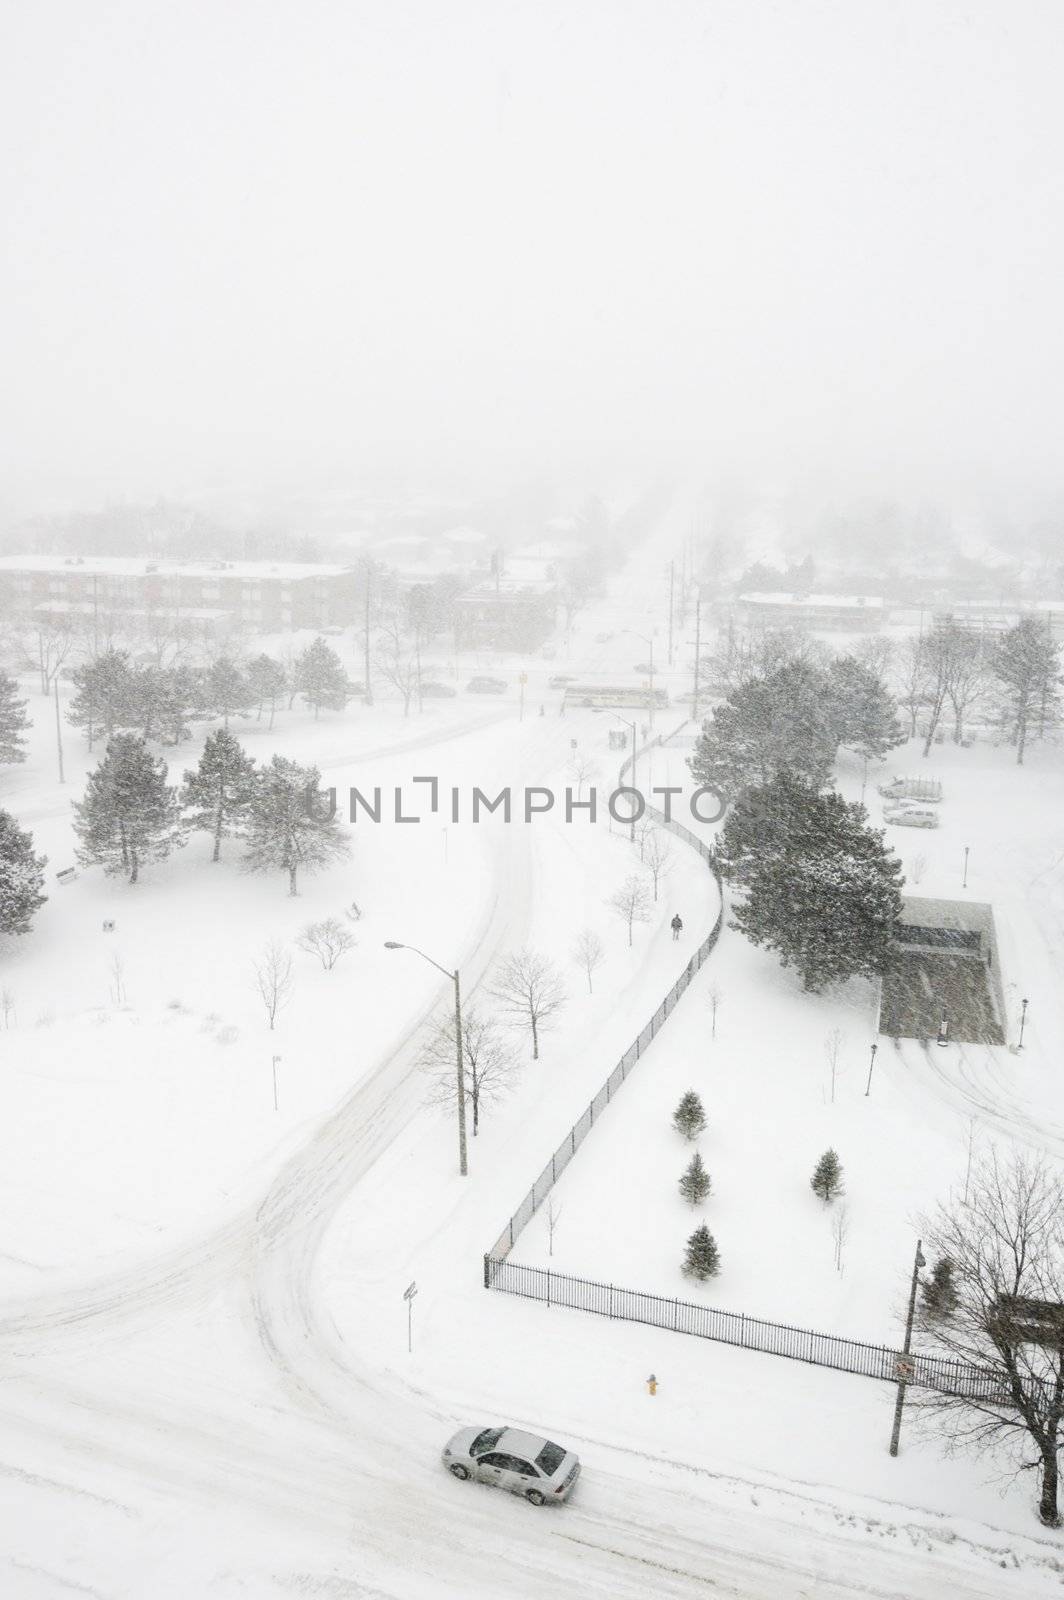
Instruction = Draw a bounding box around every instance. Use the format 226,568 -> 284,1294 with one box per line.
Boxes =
0,809 -> 47,934
718,771 -> 903,992
243,755 -> 349,894
155,664 -> 207,745
247,655 -> 287,727
679,1151 -> 711,1206
0,673 -> 30,765
293,638 -> 350,719
921,1254 -> 959,1319
993,617 -> 1061,764
73,734 -> 186,883
68,649 -> 135,750
811,1148 -> 844,1202
827,655 -> 905,761
682,1224 -> 721,1280
206,657 -> 254,727
672,1090 -> 707,1140
688,661 -> 839,800
182,729 -> 257,861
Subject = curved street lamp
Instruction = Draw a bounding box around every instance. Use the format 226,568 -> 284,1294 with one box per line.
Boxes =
384,941 -> 467,1175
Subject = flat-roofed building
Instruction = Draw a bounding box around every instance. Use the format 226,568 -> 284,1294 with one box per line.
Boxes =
0,555 -> 361,638
736,591 -> 886,632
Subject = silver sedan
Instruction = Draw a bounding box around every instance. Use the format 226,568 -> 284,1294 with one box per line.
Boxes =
441,1425 -> 581,1506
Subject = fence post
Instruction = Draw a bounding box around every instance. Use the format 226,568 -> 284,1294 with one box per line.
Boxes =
551,1153 -> 556,1183
483,1253 -> 490,1289
571,1128 -> 576,1155
546,1269 -> 551,1309
609,1285 -> 615,1319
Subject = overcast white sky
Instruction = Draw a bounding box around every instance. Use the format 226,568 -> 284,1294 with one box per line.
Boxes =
2,0 -> 1063,509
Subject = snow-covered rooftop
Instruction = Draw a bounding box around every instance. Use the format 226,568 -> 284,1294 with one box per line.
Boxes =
738,592 -> 886,609
0,554 -> 354,580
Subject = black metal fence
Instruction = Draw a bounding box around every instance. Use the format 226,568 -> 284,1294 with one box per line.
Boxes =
482,1257 -> 1014,1403
484,728 -> 724,1263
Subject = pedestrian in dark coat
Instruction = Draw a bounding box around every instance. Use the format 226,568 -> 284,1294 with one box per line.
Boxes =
670,913 -> 683,941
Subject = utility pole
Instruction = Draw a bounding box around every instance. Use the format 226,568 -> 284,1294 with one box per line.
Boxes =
864,1040 -> 878,1096
271,1054 -> 281,1112
668,559 -> 675,666
362,561 -> 374,706
691,590 -> 702,723
889,1239 -> 926,1456
54,677 -> 65,783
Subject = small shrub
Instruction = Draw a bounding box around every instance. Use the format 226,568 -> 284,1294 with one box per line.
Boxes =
682,1224 -> 720,1280
811,1148 -> 844,1203
673,1090 -> 707,1141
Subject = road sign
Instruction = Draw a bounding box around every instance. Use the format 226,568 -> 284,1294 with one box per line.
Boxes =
403,1280 -> 418,1352
403,1281 -> 418,1301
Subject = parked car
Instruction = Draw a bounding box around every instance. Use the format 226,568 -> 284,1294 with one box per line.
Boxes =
883,805 -> 939,829
633,661 -> 655,675
442,1425 -> 580,1506
878,776 -> 943,802
420,681 -> 457,698
466,676 -> 507,694
548,674 -> 577,689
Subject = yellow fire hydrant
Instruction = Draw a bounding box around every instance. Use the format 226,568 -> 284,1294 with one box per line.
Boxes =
647,1373 -> 658,1396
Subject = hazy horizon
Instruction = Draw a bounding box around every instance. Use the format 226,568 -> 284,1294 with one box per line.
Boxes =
4,1 -> 1064,517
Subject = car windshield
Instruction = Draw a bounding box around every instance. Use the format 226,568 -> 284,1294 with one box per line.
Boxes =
535,1441 -> 566,1475
471,1428 -> 504,1456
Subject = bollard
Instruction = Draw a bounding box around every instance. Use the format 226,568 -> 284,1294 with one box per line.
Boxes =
646,1373 -> 658,1396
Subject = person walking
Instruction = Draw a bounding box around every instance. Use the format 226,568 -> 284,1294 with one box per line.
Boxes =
670,913 -> 683,941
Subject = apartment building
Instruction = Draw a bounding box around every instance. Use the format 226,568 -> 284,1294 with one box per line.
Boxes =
0,555 -> 361,638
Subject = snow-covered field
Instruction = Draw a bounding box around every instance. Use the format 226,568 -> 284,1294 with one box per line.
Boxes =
3,530 -> 1064,1598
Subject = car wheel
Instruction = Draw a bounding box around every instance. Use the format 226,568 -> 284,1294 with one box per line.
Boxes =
449,1463 -> 470,1481
525,1489 -> 545,1506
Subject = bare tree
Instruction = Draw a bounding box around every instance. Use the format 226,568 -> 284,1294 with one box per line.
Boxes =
421,1007 -> 515,1135
566,750 -> 599,801
916,1149 -> 1064,1527
608,874 -> 652,947
490,949 -> 566,1060
253,939 -> 294,1030
831,1203 -> 850,1274
546,1195 -> 563,1257
909,852 -> 928,886
895,637 -> 930,740
642,829 -> 674,902
375,612 -> 421,717
824,1028 -> 845,1105
297,917 -> 357,970
706,984 -> 721,1040
0,988 -> 14,1028
942,627 -> 991,745
920,631 -> 952,756
109,952 -> 126,1007
854,635 -> 895,680
571,928 -> 605,995
30,615 -> 82,696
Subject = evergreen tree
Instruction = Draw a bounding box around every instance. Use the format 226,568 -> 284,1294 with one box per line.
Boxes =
827,655 -> 904,761
718,772 -> 903,992
811,1149 -> 844,1202
921,1255 -> 959,1319
155,664 -> 207,745
993,617 -> 1061,764
682,1224 -> 721,1281
73,734 -> 185,883
672,1090 -> 707,1141
0,809 -> 47,935
182,729 -> 257,861
0,673 -> 30,765
679,1151 -> 711,1206
247,654 -> 287,727
243,755 -> 349,894
689,662 -> 838,800
293,638 -> 350,719
206,657 -> 254,726
68,649 -> 135,750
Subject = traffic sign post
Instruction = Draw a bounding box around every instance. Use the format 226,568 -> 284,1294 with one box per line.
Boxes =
403,1280 -> 418,1353
518,672 -> 527,721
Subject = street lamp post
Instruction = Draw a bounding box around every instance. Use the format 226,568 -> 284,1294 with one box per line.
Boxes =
595,710 -> 638,840
864,1040 -> 878,1097
962,846 -> 970,889
271,1054 -> 281,1112
384,941 -> 468,1176
889,1239 -> 927,1457
1018,997 -> 1029,1050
